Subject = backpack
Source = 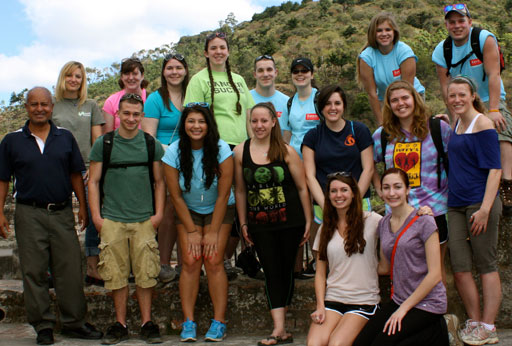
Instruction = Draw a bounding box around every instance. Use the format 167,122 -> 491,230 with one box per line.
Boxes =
286,89 -> 323,121
380,117 -> 449,189
443,27 -> 505,81
99,131 -> 156,213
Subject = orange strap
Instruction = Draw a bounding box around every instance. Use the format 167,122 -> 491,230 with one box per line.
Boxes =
390,215 -> 419,299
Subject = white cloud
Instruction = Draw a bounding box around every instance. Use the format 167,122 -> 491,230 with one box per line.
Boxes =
0,0 -> 265,95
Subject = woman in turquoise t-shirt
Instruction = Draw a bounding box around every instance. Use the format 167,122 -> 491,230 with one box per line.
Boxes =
184,32 -> 254,146
162,103 -> 235,342
357,12 -> 424,125
142,53 -> 189,284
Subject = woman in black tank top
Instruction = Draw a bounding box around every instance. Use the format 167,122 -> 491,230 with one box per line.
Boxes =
233,102 -> 312,346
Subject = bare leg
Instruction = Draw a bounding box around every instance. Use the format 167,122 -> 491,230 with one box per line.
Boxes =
158,196 -> 176,265
136,286 -> 153,325
500,142 -> 512,180
112,286 -> 129,325
327,313 -> 369,346
86,256 -> 101,279
481,271 -> 502,325
203,224 -> 231,322
454,271 -> 481,321
178,225 -> 203,321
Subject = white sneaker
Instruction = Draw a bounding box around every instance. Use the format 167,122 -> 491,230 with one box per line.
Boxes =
444,314 -> 462,346
459,319 -> 478,342
461,324 -> 499,345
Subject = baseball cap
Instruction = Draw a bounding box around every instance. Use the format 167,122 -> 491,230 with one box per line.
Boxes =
290,57 -> 314,72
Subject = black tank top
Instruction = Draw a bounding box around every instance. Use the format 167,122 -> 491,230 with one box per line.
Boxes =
242,140 -> 306,232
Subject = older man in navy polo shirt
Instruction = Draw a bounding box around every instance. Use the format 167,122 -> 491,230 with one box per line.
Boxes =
0,87 -> 102,345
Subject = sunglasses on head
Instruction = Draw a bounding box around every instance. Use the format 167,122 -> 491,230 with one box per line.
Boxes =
185,102 -> 210,109
292,68 -> 310,75
120,93 -> 143,103
443,3 -> 469,14
164,53 -> 185,62
255,54 -> 274,63
327,171 -> 352,179
207,32 -> 227,40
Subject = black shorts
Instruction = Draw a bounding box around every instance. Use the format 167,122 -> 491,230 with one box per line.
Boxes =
434,214 -> 448,244
324,301 -> 379,320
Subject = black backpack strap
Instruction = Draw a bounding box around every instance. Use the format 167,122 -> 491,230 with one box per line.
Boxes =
443,36 -> 454,77
287,94 -> 294,114
470,27 -> 486,81
99,131 -> 115,204
380,128 -> 389,165
143,132 -> 156,214
313,89 -> 323,122
429,117 -> 449,189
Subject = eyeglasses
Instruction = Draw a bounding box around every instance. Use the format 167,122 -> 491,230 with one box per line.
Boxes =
120,93 -> 143,103
164,53 -> 185,62
292,68 -> 310,75
255,54 -> 274,63
185,102 -> 210,109
327,171 -> 352,179
121,57 -> 141,64
207,32 -> 226,40
443,3 -> 470,16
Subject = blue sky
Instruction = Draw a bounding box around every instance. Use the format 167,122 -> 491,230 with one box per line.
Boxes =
0,0 -> 296,106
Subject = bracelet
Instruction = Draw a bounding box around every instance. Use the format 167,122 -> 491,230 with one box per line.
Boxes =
489,109 -> 500,113
241,224 -> 248,229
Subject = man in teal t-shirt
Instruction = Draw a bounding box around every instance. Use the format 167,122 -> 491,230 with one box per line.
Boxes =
250,54 -> 289,132
88,93 -> 166,344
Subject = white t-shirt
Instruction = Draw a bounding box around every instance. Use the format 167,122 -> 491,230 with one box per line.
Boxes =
313,211 -> 382,305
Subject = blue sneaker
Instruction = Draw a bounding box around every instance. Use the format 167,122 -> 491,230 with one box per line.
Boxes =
180,319 -> 197,342
204,319 -> 226,342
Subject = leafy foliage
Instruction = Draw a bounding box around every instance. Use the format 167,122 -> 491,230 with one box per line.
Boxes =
2,0 -> 511,139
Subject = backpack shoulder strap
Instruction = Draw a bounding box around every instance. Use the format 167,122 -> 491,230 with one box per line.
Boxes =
313,89 -> 324,122
429,117 -> 449,189
143,132 -> 156,214
471,27 -> 484,63
287,94 -> 294,114
380,128 -> 389,165
443,36 -> 454,77
99,131 -> 115,203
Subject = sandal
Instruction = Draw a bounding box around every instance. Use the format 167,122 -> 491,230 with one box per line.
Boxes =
257,335 -> 294,345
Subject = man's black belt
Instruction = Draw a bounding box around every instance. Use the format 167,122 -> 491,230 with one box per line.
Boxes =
16,199 -> 70,211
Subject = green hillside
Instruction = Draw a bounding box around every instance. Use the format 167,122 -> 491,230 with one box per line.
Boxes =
2,0 -> 512,137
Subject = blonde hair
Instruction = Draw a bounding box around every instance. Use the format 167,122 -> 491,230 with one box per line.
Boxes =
55,61 -> 87,106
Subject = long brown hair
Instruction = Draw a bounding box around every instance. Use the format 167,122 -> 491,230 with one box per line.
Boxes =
357,12 -> 400,83
204,32 -> 241,118
250,102 -> 287,162
318,174 -> 365,261
382,80 -> 430,141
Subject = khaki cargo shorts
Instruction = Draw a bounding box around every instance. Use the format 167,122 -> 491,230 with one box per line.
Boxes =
98,218 -> 160,290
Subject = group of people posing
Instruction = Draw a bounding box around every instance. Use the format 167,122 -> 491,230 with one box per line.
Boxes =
0,3 -> 510,346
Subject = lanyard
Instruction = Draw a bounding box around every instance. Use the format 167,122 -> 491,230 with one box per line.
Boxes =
390,215 -> 419,299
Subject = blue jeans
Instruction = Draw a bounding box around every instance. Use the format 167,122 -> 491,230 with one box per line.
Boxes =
83,175 -> 100,257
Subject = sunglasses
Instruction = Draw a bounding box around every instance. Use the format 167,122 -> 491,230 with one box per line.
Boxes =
120,93 -> 143,103
443,3 -> 470,15
255,54 -> 274,63
327,171 -> 352,179
292,68 -> 310,75
185,102 -> 210,109
207,32 -> 227,40
164,53 -> 185,62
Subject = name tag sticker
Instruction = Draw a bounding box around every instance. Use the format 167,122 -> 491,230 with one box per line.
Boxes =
470,59 -> 482,66
393,69 -> 401,77
306,113 -> 319,121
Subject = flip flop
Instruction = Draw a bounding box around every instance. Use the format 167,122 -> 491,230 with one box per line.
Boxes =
257,335 -> 294,345
84,275 -> 104,287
